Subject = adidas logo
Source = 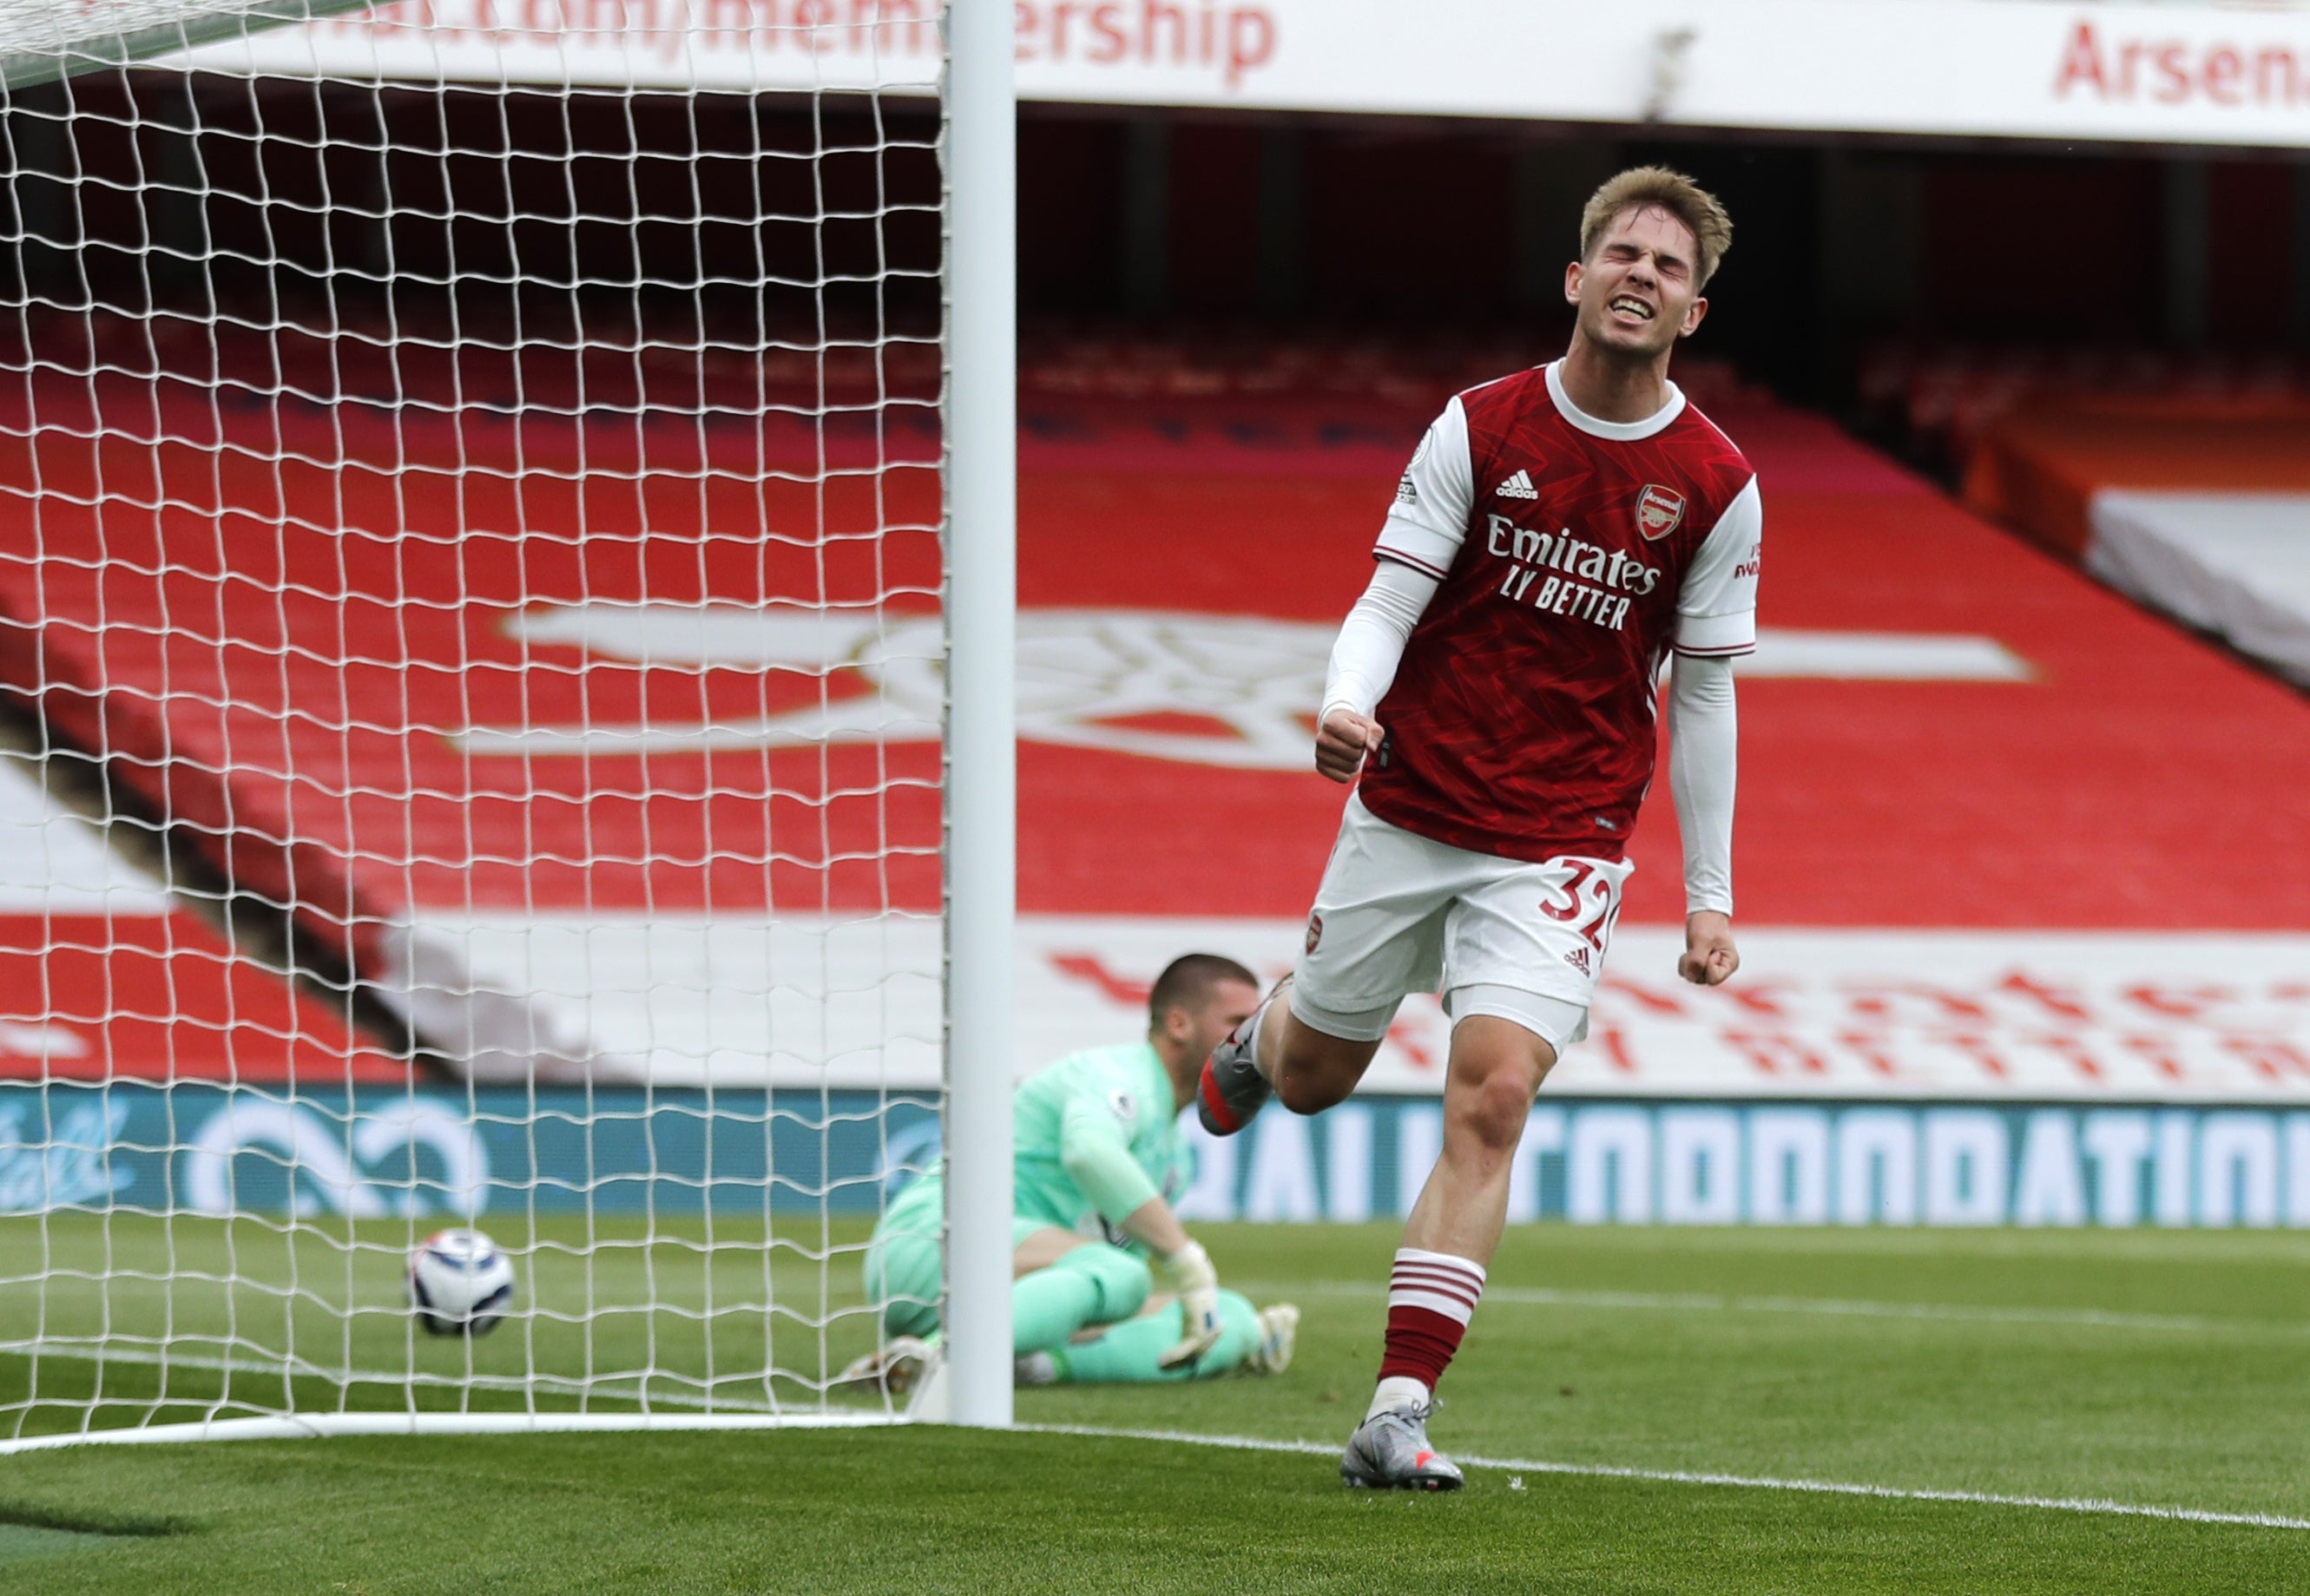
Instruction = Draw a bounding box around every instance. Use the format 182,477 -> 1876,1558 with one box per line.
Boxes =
1495,470 -> 1537,499
1563,945 -> 1592,975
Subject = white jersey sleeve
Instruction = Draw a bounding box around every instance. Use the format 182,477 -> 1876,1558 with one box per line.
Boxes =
1668,652 -> 1736,916
1321,560 -> 1440,723
1674,474 -> 1761,657
1374,396 -> 1474,580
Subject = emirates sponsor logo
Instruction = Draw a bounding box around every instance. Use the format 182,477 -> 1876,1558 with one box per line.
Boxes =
1636,483 -> 1686,541
1484,516 -> 1662,596
1483,515 -> 1658,633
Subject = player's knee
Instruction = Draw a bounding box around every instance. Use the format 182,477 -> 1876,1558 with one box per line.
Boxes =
1056,1243 -> 1150,1323
1452,1059 -> 1546,1152
881,1295 -> 940,1341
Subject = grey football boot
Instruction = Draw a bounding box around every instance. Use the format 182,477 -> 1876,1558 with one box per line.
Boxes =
1339,1401 -> 1465,1491
1194,981 -> 1287,1136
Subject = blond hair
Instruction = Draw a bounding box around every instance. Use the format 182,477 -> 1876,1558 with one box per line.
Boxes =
1579,167 -> 1732,287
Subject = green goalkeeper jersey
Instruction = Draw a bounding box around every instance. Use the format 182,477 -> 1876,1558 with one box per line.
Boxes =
1010,1041 -> 1193,1246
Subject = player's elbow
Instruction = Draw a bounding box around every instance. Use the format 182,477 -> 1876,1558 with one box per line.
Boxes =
1670,652 -> 1736,709
1056,1144 -> 1102,1186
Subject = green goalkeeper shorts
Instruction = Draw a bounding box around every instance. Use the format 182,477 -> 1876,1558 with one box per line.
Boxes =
865,1175 -> 1050,1340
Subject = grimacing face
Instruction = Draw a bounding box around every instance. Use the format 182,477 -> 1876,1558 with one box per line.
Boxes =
1564,203 -> 1709,358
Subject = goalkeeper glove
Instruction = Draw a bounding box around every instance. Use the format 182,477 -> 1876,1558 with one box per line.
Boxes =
1151,1239 -> 1222,1371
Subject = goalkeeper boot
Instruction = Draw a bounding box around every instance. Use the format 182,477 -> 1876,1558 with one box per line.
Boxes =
835,1334 -> 936,1398
1241,1304 -> 1300,1377
1195,992 -> 1280,1136
1339,1400 -> 1464,1492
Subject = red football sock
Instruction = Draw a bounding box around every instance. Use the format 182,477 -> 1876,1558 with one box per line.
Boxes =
1378,1247 -> 1486,1389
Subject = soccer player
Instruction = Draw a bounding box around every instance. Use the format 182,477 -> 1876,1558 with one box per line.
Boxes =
1196,168 -> 1759,1489
846,953 -> 1299,1394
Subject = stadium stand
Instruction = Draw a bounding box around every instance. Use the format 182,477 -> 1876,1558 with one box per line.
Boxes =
1857,341 -> 2310,689
0,755 -> 393,1084
1858,343 -> 2310,481
6,320 -> 2310,1087
0,310 -> 945,1081
1958,397 -> 2310,688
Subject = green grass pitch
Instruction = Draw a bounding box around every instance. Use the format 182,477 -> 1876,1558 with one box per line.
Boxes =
2,1218 -> 2308,1593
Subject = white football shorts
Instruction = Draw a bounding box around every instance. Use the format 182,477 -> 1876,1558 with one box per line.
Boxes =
1289,794 -> 1633,1053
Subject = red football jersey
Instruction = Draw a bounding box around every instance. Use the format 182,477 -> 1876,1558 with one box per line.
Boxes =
1355,361 -> 1761,864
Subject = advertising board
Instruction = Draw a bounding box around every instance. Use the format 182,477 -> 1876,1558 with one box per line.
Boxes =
10,1080 -> 2310,1229
177,1 -> 2310,150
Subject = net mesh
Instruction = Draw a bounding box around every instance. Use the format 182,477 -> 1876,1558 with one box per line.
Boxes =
0,3 -> 948,1436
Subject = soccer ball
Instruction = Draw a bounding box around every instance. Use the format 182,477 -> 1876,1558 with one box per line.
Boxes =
405,1227 -> 517,1337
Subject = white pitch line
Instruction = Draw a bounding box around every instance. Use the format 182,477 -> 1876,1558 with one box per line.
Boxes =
0,1340 -> 790,1415
1020,1423 -> 2310,1532
1234,1281 -> 2292,1336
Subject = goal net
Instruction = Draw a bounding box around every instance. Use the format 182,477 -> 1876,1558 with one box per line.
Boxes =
0,0 -> 1010,1444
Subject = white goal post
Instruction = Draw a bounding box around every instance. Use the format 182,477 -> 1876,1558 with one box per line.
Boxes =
0,0 -> 1015,1443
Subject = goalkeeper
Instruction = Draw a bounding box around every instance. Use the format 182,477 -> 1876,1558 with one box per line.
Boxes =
846,953 -> 1297,1392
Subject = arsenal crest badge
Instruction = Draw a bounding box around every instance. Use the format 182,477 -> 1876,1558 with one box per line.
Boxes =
1306,914 -> 1324,956
1636,483 -> 1686,541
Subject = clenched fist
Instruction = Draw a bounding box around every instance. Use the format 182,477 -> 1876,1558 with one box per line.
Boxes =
1315,708 -> 1384,784
1678,910 -> 1740,986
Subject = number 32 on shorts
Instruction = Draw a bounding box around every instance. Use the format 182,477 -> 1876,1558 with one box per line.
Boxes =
1539,858 -> 1623,954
